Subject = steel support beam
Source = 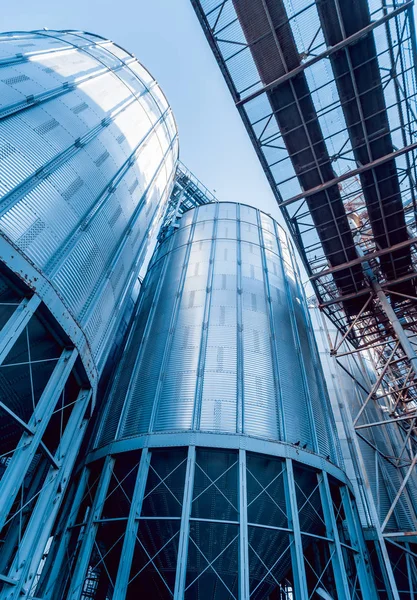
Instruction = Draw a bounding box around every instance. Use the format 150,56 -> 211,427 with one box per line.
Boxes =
0,347 -> 77,532
174,446 -> 196,599
284,459 -> 308,600
0,294 -> 41,365
1,389 -> 92,600
381,452 -> 417,532
0,400 -> 34,435
37,467 -> 91,600
331,295 -> 373,354
113,448 -> 151,600
340,486 -> 379,600
353,342 -> 399,426
374,282 -> 417,379
283,142 -> 417,210
406,546 -> 416,600
383,532 -> 417,540
281,143 -> 417,207
67,456 -> 114,600
0,575 -> 16,586
238,449 -> 250,600
318,472 -> 351,600
319,271 -> 417,308
355,413 -> 417,430
395,417 -> 416,466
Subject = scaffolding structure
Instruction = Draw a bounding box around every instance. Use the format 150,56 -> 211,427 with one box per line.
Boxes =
190,0 -> 417,596
158,161 -> 218,240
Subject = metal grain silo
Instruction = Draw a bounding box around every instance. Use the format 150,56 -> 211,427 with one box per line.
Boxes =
0,29 -> 178,598
40,203 -> 378,600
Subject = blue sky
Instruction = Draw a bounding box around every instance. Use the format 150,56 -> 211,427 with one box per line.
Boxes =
2,0 -> 281,220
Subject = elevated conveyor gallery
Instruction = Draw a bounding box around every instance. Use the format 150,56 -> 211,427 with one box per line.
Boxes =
233,0 -> 366,314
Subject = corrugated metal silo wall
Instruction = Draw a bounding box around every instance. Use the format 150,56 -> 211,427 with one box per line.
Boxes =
311,307 -> 417,532
0,30 -> 179,378
96,202 -> 341,464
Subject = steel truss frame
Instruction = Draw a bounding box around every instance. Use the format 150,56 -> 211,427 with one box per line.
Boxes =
33,443 -> 377,600
0,269 -> 92,599
191,0 -> 417,329
190,0 -> 417,596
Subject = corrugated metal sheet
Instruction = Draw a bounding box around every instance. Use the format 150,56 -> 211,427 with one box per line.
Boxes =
96,202 -> 341,465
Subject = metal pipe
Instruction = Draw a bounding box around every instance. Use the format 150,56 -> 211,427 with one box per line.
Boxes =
355,413 -> 417,430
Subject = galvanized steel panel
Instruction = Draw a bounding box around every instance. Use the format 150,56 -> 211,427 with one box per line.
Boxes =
96,203 -> 341,466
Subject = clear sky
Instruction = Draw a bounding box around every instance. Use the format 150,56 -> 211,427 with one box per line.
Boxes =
2,0 -> 282,221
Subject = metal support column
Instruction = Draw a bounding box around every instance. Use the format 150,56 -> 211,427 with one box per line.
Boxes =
238,449 -> 250,600
192,203 -> 218,431
284,459 -> 308,600
317,472 -> 350,600
113,448 -> 151,600
1,389 -> 92,599
174,445 -> 196,599
0,347 -> 78,531
67,456 -> 115,600
0,294 -> 41,365
340,485 -> 379,600
38,467 -> 91,600
405,542 -> 416,600
374,281 -> 417,379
